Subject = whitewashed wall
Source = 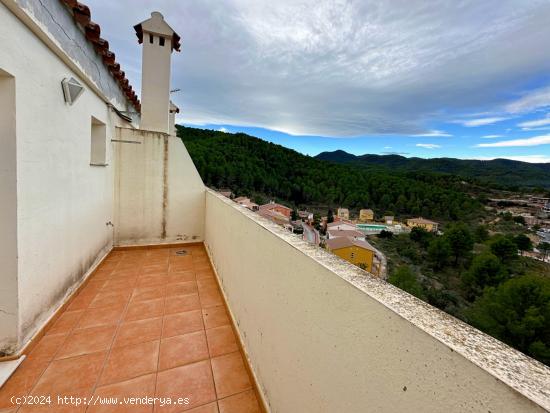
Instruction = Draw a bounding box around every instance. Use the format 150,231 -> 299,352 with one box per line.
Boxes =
0,2 -> 127,352
0,69 -> 18,354
113,128 -> 205,246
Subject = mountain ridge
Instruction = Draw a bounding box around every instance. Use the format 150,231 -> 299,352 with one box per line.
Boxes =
315,150 -> 550,189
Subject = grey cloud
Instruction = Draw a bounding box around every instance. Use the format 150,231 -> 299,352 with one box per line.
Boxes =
85,0 -> 550,136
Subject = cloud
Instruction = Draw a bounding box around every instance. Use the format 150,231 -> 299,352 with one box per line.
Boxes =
455,117 -> 509,127
481,134 -> 504,138
506,86 -> 550,113
416,143 -> 441,149
85,0 -> 550,137
383,146 -> 392,149
474,155 -> 550,163
517,114 -> 550,129
411,130 -> 452,137
475,134 -> 550,147
218,127 -> 229,133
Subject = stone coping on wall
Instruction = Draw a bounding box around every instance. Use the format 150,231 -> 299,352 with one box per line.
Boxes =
206,189 -> 550,411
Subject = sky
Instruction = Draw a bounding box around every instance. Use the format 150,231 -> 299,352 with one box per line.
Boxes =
86,0 -> 550,162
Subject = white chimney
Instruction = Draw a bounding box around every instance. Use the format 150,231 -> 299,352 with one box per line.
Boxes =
134,12 -> 181,133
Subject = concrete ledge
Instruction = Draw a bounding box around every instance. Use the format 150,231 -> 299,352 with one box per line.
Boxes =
204,189 -> 550,412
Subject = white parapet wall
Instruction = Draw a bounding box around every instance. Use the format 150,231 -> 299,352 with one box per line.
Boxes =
113,127 -> 205,246
204,189 -> 550,412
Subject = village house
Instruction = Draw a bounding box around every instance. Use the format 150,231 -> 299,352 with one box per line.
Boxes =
327,229 -> 366,241
359,208 -> 374,222
407,217 -> 440,232
337,207 -> 350,220
234,196 -> 259,211
259,201 -> 292,217
326,221 -> 357,232
326,237 -> 376,273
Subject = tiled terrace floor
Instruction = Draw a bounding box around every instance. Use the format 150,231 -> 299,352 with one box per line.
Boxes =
0,245 -> 261,413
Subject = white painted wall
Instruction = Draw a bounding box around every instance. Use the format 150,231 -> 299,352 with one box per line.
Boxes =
0,69 -> 18,354
0,2 -> 126,350
204,190 -> 549,413
114,128 -> 205,246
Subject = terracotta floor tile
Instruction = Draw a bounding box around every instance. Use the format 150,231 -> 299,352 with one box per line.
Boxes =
166,272 -> 196,285
132,286 -> 167,302
202,307 -> 230,330
31,351 -> 107,395
113,317 -> 163,348
217,390 -> 260,413
206,326 -> 238,358
137,274 -> 169,288
198,288 -> 223,308
46,310 -> 84,335
142,263 -> 169,273
211,352 -> 252,399
102,277 -> 138,291
28,333 -> 68,360
84,279 -> 108,292
186,403 -> 219,413
162,311 -> 203,338
76,305 -> 125,329
56,325 -> 116,359
166,281 -> 198,298
159,331 -> 209,371
10,356 -> 50,382
0,376 -> 33,410
67,291 -> 96,311
90,290 -> 132,309
155,360 -> 216,412
165,294 -> 201,315
197,279 -> 217,290
98,340 -> 159,386
124,298 -> 165,322
0,358 -> 50,410
195,271 -> 215,281
89,374 -> 156,413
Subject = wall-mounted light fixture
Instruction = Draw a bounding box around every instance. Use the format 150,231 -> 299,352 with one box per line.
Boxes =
61,77 -> 84,105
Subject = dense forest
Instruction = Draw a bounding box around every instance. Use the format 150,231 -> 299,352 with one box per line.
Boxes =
177,125 -> 482,222
316,150 -> 550,189
375,223 -> 550,365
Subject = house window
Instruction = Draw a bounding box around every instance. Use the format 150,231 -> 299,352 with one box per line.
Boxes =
149,34 -> 154,44
350,252 -> 355,260
90,116 -> 107,166
159,37 -> 165,47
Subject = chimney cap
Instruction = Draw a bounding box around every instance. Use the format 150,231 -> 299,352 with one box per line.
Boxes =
134,11 -> 181,51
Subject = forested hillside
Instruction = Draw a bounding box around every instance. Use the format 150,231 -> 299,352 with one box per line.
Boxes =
316,150 -> 550,189
177,125 -> 482,222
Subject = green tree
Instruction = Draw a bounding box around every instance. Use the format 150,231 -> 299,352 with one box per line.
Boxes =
466,275 -> 550,365
513,215 -> 526,225
427,237 -> 452,269
444,223 -> 474,264
409,227 -> 432,248
540,242 -> 550,261
514,234 -> 532,255
474,225 -> 489,243
461,253 -> 507,301
388,265 -> 425,299
327,209 -> 334,223
490,236 -> 518,262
